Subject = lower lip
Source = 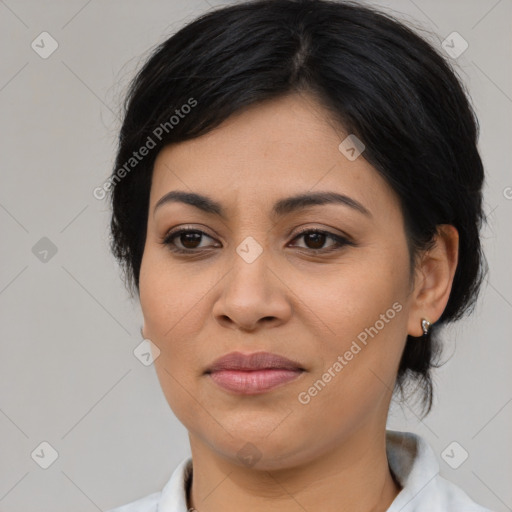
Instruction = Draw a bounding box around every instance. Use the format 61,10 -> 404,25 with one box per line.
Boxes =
208,369 -> 303,394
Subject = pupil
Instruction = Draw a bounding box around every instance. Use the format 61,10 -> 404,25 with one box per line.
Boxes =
182,232 -> 201,248
306,232 -> 325,249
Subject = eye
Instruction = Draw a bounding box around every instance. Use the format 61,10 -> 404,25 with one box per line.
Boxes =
160,227 -> 354,255
161,228 -> 219,254
288,228 -> 353,253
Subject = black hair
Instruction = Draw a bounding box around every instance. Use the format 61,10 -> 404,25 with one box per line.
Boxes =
108,0 -> 486,415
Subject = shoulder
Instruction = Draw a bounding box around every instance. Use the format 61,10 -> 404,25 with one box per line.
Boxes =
436,476 -> 491,512
386,430 -> 495,512
104,491 -> 160,512
104,456 -> 192,512
431,473 -> 493,511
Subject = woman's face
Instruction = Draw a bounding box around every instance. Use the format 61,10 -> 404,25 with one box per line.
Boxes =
139,93 -> 419,469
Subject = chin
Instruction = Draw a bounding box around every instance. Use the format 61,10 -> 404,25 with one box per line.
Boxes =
200,422 -> 314,471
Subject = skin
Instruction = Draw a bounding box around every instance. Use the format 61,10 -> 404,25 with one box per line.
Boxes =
139,92 -> 459,512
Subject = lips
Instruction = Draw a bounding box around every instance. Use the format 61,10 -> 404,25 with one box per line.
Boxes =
206,351 -> 304,372
205,351 -> 305,394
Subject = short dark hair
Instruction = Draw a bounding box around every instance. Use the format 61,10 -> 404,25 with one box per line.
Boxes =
108,0 -> 486,415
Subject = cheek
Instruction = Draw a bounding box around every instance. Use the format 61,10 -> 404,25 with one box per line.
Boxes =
300,246 -> 410,344
138,248 -> 220,397
139,248 -> 204,339
139,251 -> 208,424
295,245 -> 410,402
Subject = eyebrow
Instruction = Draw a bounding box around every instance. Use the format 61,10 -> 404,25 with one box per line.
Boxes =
154,190 -> 372,218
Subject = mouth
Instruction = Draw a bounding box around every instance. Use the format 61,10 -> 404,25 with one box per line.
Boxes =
205,351 -> 305,395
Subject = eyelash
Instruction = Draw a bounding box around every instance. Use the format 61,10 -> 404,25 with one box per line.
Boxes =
160,227 -> 354,255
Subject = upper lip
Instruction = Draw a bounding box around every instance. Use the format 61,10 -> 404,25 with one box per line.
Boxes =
205,351 -> 304,373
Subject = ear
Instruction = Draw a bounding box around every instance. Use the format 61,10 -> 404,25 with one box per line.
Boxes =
407,224 -> 459,337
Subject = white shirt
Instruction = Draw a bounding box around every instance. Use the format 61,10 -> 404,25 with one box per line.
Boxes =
106,430 -> 493,511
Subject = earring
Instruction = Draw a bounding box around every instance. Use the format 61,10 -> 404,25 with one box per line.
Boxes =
421,318 -> 432,336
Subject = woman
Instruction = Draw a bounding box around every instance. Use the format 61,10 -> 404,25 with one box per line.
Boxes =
106,0 -> 491,510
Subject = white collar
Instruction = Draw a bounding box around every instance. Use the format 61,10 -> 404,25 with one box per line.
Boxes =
146,430 -> 492,511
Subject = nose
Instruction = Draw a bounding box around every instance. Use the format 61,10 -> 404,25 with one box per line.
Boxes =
212,247 -> 292,332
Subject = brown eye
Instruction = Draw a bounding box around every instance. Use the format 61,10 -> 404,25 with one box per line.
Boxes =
161,227 -> 353,256
177,231 -> 203,249
162,229 -> 218,253
290,229 -> 352,252
302,231 -> 327,249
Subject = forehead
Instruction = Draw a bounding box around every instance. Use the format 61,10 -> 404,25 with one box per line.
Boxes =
150,93 -> 398,219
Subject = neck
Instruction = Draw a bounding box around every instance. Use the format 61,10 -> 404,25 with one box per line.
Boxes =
187,425 -> 401,512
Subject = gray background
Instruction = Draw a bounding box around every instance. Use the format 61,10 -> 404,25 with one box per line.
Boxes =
0,0 -> 511,511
